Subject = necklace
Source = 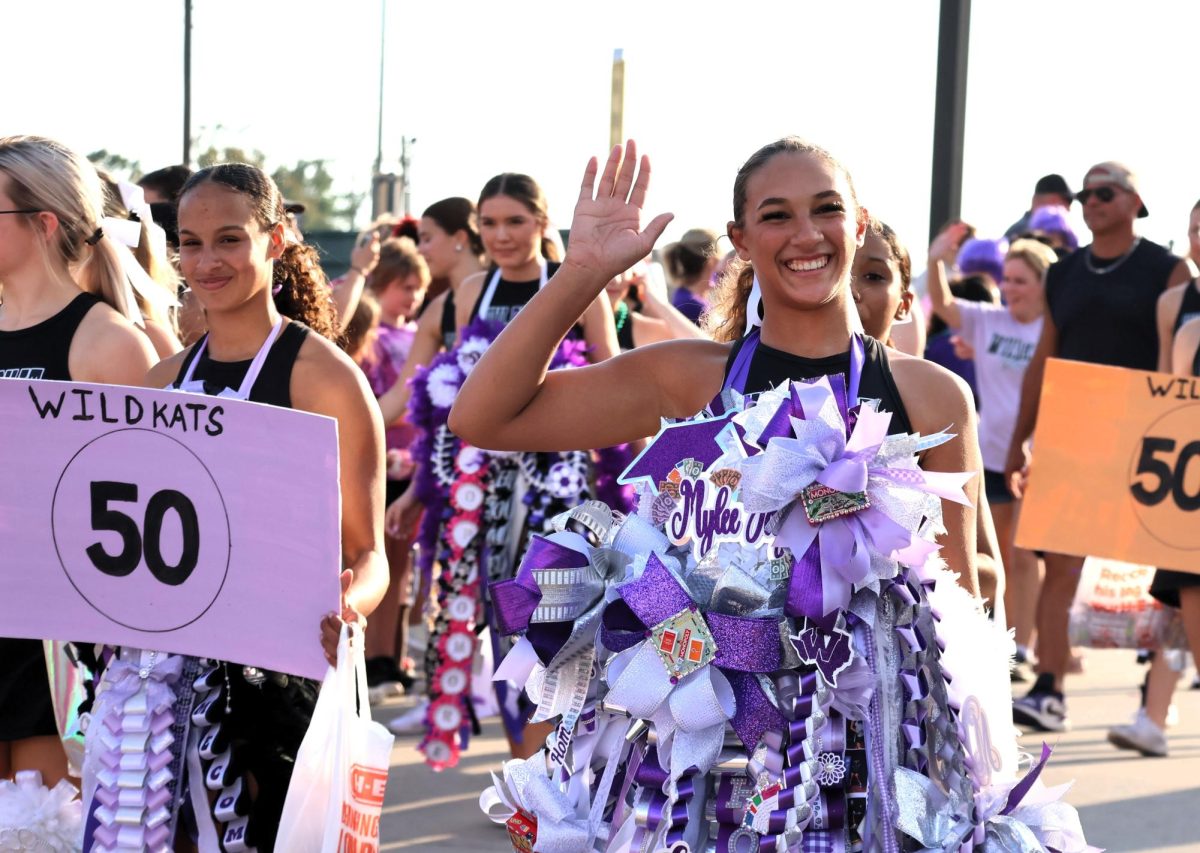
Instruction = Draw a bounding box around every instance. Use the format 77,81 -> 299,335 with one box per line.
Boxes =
614,301 -> 630,332
1084,236 -> 1141,276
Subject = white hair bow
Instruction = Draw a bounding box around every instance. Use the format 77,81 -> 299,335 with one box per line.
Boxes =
93,182 -> 179,329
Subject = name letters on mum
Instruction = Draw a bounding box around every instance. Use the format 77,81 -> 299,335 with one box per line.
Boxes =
668,477 -> 775,555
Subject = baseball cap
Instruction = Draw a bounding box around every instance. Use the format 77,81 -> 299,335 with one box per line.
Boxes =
1033,174 -> 1073,201
956,237 -> 1008,285
283,199 -> 306,215
1081,162 -> 1148,218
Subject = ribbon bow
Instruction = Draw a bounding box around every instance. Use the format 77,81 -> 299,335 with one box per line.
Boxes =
737,378 -> 972,620
896,744 -> 1097,852
98,653 -> 184,715
480,752 -> 594,853
601,554 -> 784,791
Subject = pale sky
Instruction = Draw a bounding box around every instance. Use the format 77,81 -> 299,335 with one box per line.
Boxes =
6,0 -> 1200,267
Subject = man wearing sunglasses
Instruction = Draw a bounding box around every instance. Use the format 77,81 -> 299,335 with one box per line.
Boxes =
1003,161 -> 1191,733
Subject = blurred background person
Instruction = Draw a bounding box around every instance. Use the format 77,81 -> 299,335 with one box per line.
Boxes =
930,236 -> 1058,674
606,258 -> 707,350
1005,173 -> 1074,241
663,227 -> 721,325
1006,161 -> 1191,732
354,237 -> 430,702
1022,205 -> 1079,257
924,224 -> 1004,403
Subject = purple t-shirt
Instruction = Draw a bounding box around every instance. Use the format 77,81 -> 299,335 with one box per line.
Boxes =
360,321 -> 417,453
671,286 -> 709,325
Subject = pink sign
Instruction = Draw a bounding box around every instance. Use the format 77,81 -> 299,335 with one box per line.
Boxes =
0,379 -> 341,679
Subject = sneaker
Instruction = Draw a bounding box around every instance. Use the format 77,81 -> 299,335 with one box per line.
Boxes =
1013,691 -> 1069,732
387,699 -> 430,736
1010,657 -> 1032,683
1107,710 -> 1168,757
367,682 -> 404,705
365,657 -> 412,704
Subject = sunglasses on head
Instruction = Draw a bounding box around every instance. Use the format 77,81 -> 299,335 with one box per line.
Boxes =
1077,186 -> 1118,204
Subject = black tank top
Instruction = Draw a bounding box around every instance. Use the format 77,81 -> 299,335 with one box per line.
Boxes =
442,262 -> 576,347
1173,279 -> 1200,335
172,322 -> 309,408
723,334 -> 914,435
1045,238 -> 1178,370
440,291 -> 459,351
0,292 -> 102,380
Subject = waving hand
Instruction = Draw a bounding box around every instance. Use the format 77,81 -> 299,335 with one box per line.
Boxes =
563,140 -> 673,282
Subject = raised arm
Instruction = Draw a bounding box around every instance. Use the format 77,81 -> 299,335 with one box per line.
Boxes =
450,142 -> 727,452
332,233 -> 381,333
926,222 -> 970,329
581,290 -> 621,363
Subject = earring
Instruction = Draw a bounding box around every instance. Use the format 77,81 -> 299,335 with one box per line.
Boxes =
454,244 -> 462,252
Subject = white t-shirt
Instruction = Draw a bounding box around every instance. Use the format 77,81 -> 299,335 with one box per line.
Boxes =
956,301 -> 1043,472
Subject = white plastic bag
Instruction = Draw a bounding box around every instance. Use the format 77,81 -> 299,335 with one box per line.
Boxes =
275,624 -> 395,852
1068,557 -> 1188,650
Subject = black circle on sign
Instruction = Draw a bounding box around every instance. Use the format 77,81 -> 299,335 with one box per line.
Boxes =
51,428 -> 232,631
1129,404 -> 1200,552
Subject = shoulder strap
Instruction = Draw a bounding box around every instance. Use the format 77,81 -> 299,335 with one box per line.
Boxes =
248,322 -> 309,404
861,337 -> 914,435
266,322 -> 309,369
61,292 -> 104,330
441,289 -> 458,339
173,336 -> 208,388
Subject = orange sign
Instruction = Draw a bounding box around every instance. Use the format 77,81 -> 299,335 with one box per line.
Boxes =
1017,359 -> 1200,574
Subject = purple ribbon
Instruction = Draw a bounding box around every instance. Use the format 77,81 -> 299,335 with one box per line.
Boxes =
722,331 -> 865,407
490,535 -> 590,637
605,555 -> 785,751
614,555 -> 694,626
1002,742 -> 1053,816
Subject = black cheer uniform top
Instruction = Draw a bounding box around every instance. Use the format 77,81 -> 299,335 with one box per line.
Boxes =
0,292 -> 102,739
440,262 -> 578,348
724,334 -> 915,436
169,320 -> 317,850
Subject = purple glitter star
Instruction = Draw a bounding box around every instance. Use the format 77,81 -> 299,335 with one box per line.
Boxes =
619,412 -> 735,494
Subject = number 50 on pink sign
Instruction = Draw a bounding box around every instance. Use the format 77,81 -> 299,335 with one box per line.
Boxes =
0,379 -> 341,680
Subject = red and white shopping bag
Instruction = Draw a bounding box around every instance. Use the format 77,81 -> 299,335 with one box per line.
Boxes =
276,624 -> 395,852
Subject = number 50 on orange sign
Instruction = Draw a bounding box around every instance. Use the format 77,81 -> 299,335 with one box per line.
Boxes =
1018,359 -> 1200,573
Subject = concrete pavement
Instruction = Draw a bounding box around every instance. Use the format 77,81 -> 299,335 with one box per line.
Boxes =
374,649 -> 1200,852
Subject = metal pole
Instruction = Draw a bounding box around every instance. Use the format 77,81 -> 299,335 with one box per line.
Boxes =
400,137 -> 414,215
374,0 -> 386,175
183,0 -> 193,166
610,49 -> 625,149
928,0 -> 971,241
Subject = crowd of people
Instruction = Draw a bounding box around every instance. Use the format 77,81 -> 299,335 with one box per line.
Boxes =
0,128 -> 1195,850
